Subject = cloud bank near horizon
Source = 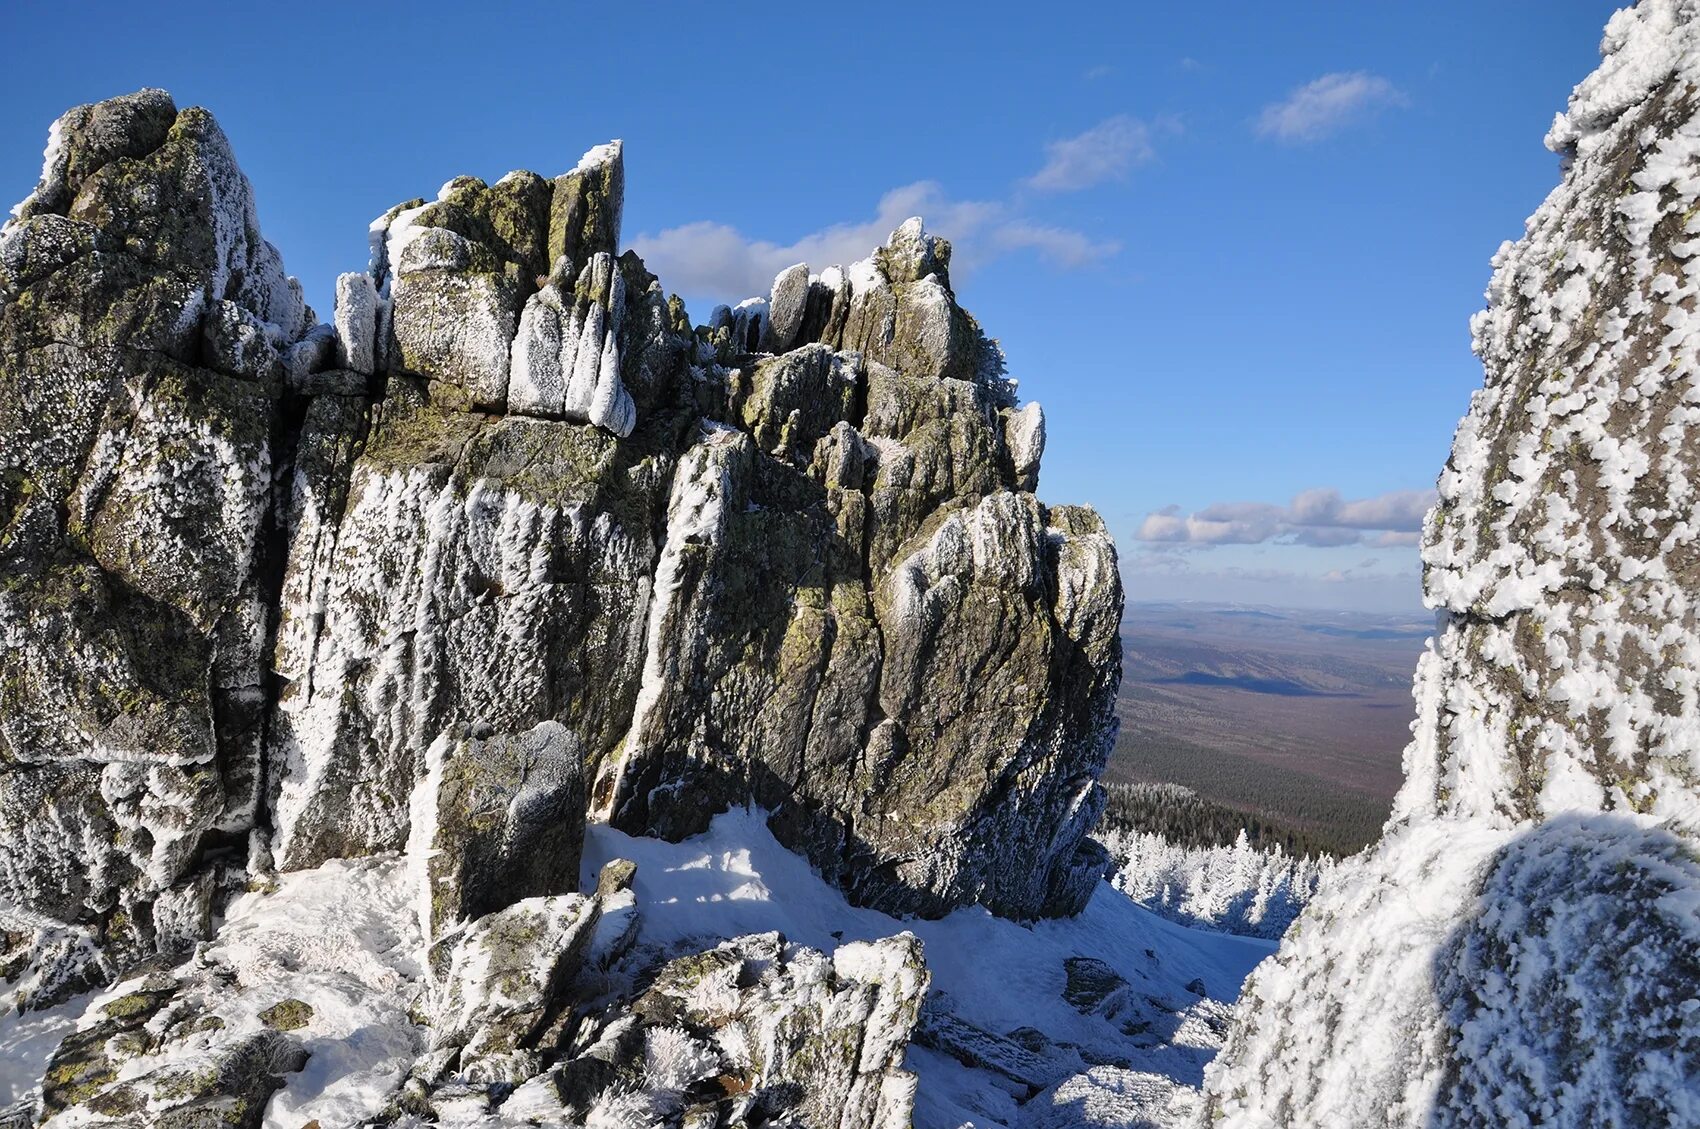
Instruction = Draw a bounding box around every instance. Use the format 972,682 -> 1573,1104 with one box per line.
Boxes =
1135,487 -> 1434,549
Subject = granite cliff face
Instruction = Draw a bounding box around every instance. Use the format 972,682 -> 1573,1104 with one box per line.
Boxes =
1200,5 -> 1700,1125
0,87 -> 1121,1125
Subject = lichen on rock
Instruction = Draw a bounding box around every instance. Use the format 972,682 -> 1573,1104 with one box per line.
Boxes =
0,84 -> 1125,1126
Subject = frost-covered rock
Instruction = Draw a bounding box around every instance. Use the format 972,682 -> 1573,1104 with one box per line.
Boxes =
0,88 -> 315,978
268,384 -> 677,871
410,721 -> 589,945
761,261 -> 811,354
276,184 -> 1117,921
549,140 -> 623,272
430,894 -> 601,1074
28,855 -> 426,1128
0,87 -> 1122,1094
334,268 -> 379,374
1200,6 -> 1700,1125
549,930 -> 930,1129
508,250 -> 638,434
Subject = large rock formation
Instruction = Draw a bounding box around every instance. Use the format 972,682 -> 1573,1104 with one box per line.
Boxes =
265,128 -> 1121,923
0,89 -> 316,993
1200,5 -> 1700,1125
0,77 -> 1119,1044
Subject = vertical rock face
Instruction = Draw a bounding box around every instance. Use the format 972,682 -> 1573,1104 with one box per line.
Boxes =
270,142 -> 1122,921
1200,5 -> 1700,1126
0,82 -> 1122,1028
0,89 -> 313,987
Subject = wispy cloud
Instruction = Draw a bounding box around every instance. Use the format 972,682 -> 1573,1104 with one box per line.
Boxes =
633,181 -> 1120,305
1255,71 -> 1406,144
1025,115 -> 1159,192
1083,64 -> 1115,81
1135,487 -> 1434,547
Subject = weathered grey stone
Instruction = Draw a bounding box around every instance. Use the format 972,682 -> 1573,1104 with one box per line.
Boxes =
524,931 -> 928,1129
333,269 -> 378,373
38,972 -> 308,1128
200,298 -> 282,382
13,88 -> 178,221
548,141 -> 623,270
596,858 -> 638,897
1063,956 -> 1129,1014
378,170 -> 550,410
762,261 -> 811,353
0,90 -> 315,977
915,998 -> 1075,1091
1005,401 -> 1045,492
269,390 -> 685,870
432,894 -> 601,1066
1,93 -> 1123,1041
412,721 -> 588,943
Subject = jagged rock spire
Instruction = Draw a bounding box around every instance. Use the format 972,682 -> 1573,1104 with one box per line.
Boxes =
0,86 -> 1122,1047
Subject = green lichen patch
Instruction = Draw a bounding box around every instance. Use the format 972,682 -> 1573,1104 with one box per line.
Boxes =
258,998 -> 313,1032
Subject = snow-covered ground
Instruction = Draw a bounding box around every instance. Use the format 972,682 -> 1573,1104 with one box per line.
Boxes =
581,808 -> 1275,1129
0,992 -> 85,1116
0,809 -> 1276,1128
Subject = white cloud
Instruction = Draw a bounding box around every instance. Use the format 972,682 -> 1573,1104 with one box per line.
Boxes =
631,180 -> 1118,306
1134,487 -> 1436,547
1083,64 -> 1115,81
1255,71 -> 1406,144
1026,115 -> 1157,192
1289,487 -> 1431,531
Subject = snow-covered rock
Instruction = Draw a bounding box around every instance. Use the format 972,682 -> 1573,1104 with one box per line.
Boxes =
1200,5 -> 1700,1125
430,893 -> 601,1074
0,88 -> 317,982
0,86 -> 1128,1124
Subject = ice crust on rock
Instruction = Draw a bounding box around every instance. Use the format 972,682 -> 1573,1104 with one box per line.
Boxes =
1200,5 -> 1700,1126
0,87 -> 1129,1125
264,149 -> 1119,922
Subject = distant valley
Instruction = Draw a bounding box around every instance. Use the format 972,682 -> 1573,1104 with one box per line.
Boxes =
1108,602 -> 1432,855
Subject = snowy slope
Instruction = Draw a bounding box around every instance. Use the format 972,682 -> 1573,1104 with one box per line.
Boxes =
0,810 -> 1272,1129
581,808 -> 1273,1129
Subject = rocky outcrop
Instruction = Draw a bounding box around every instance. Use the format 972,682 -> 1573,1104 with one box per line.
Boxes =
387,919 -> 928,1129
1200,5 -> 1700,1126
259,123 -> 1120,921
0,88 -> 315,990
0,78 -> 1119,1107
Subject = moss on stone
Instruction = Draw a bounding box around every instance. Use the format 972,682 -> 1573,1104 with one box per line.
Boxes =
258,997 -> 313,1032
101,984 -> 174,1023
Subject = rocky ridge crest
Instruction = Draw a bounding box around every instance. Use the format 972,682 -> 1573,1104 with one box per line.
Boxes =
0,87 -> 1121,1126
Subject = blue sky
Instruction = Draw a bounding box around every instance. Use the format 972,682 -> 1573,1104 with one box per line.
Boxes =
0,2 -> 1618,611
